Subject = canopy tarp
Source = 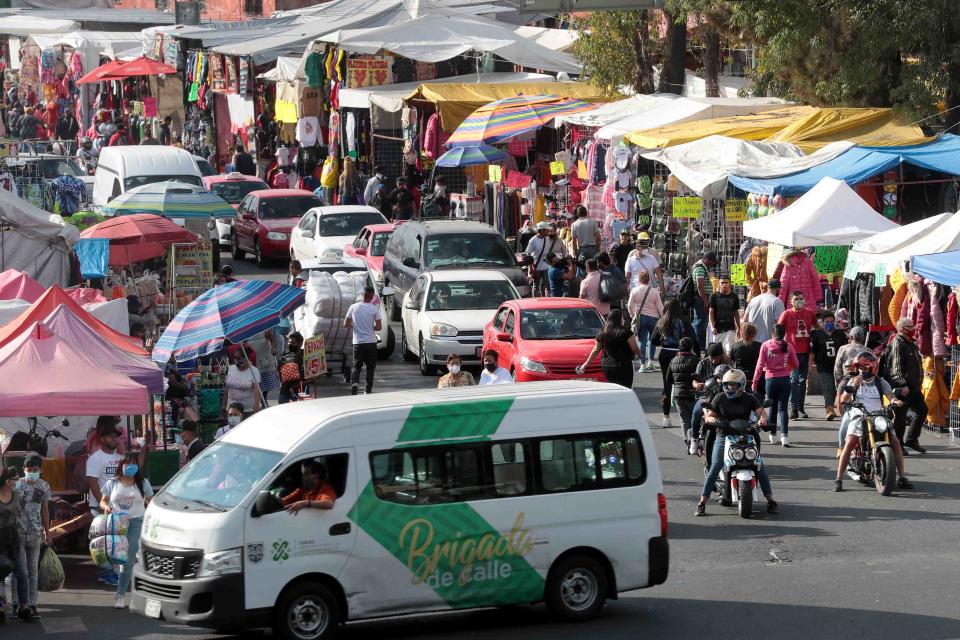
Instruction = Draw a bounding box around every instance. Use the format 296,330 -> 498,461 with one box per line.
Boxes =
0,15 -> 77,36
0,322 -> 148,418
912,250 -> 960,287
407,82 -> 616,133
639,135 -> 852,199
0,296 -> 127,334
26,31 -> 141,79
625,106 -> 814,149
743,177 -> 899,247
766,107 -> 931,153
847,212 -> 960,275
0,188 -> 78,288
0,269 -> 44,303
257,56 -> 301,83
729,134 -> 960,196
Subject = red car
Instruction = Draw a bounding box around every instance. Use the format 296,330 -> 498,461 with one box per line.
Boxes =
344,223 -> 396,284
204,173 -> 269,247
482,298 -> 608,382
231,189 -> 321,267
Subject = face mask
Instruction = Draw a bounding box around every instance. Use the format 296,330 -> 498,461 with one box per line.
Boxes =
448,364 -> 461,374
123,464 -> 139,477
174,433 -> 183,445
290,344 -> 302,352
484,362 -> 497,373
902,328 -> 916,340
792,299 -> 804,310
824,321 -> 835,331
25,471 -> 40,482
227,415 -> 242,427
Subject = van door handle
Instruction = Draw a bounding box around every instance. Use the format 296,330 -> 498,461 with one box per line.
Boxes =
329,522 -> 351,536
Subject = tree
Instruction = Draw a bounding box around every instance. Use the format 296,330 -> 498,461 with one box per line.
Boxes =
670,1 -> 736,97
658,9 -> 688,94
570,10 -> 657,96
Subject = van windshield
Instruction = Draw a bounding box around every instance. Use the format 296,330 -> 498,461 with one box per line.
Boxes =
425,233 -> 516,268
160,442 -> 282,512
124,175 -> 204,190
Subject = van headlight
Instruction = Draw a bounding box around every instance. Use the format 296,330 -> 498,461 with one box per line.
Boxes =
266,232 -> 289,240
874,417 -> 889,433
520,356 -> 547,373
197,548 -> 243,577
430,323 -> 458,337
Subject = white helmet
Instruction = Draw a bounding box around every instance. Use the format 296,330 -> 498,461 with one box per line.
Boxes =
721,369 -> 747,396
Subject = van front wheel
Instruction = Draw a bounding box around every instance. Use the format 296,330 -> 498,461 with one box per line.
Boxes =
545,555 -> 607,622
275,581 -> 340,640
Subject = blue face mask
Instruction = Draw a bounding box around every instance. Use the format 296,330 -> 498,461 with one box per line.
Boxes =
123,464 -> 139,478
824,321 -> 835,332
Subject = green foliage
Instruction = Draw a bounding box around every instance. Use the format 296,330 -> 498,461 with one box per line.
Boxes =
570,10 -> 657,96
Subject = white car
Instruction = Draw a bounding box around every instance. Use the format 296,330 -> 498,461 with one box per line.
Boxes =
290,205 -> 387,261
400,270 -> 520,376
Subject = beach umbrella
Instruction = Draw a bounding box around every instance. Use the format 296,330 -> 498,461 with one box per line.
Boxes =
102,182 -> 234,219
80,213 -> 199,266
436,144 -> 508,167
77,59 -> 127,85
100,56 -> 177,79
446,94 -> 595,147
152,280 -> 306,363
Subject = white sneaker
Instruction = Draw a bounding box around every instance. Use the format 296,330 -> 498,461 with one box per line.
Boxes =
768,432 -> 776,445
642,362 -> 653,373
662,416 -> 671,428
781,435 -> 791,447
114,594 -> 125,609
688,438 -> 698,455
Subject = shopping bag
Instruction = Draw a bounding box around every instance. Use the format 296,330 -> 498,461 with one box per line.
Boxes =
89,534 -> 129,567
38,546 -> 65,592
89,512 -> 129,539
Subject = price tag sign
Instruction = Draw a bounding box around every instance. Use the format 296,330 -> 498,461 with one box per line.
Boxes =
874,261 -> 888,284
729,263 -> 749,287
488,165 -> 502,183
302,334 -> 328,379
549,161 -> 566,176
672,196 -> 702,219
842,253 -> 860,280
725,199 -> 748,221
813,245 -> 849,274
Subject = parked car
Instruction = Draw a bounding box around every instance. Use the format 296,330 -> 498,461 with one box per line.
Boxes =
231,189 -> 321,267
382,220 -> 530,322
344,223 -> 396,285
289,205 -> 387,261
400,270 -> 520,375
92,146 -> 203,207
203,172 -> 269,247
193,155 -> 217,177
482,298 -> 607,382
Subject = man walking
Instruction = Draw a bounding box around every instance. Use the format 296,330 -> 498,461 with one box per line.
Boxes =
810,309 -> 847,421
778,290 -> 818,419
690,250 -> 717,351
526,222 -> 560,296
885,317 -> 927,453
708,274 -> 741,339
570,205 -> 601,261
744,279 -> 785,344
624,233 -> 665,292
344,285 -> 383,395
579,258 -> 610,316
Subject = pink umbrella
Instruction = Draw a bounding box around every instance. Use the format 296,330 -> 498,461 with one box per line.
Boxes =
0,269 -> 44,302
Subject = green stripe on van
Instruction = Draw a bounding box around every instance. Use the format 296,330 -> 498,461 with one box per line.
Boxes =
396,398 -> 514,442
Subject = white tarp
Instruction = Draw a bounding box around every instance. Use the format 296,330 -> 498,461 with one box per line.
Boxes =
258,56 -> 301,83
512,25 -> 579,51
0,16 -> 77,36
847,212 -> 960,274
26,31 -> 141,77
0,189 -> 78,288
641,135 -> 854,200
594,96 -> 788,141
743,177 -> 899,247
0,297 -> 128,334
558,94 -> 680,128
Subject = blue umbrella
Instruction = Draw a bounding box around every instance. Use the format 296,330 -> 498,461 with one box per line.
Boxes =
436,144 -> 508,167
152,280 -> 305,363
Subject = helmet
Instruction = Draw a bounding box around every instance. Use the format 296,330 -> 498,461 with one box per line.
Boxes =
855,351 -> 879,377
713,364 -> 731,379
722,369 -> 747,397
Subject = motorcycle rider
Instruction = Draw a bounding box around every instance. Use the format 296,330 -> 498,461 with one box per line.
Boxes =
688,342 -> 729,449
834,352 -> 912,492
696,369 -> 777,516
77,136 -> 97,171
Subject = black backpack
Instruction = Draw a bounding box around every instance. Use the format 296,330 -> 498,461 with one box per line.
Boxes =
599,272 -> 626,302
677,274 -> 697,308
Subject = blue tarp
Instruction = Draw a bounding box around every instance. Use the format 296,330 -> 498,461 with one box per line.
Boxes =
75,238 -> 109,279
729,134 -> 960,196
912,250 -> 960,286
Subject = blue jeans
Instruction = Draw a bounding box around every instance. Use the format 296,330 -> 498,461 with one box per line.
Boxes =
691,297 -> 707,352
790,353 -> 809,412
766,375 -> 791,435
0,538 -> 29,608
635,314 -> 658,363
118,517 -> 143,596
701,436 -> 773,498
11,537 -> 40,607
690,398 -> 706,440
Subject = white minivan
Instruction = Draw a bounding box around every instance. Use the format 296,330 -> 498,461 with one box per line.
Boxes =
130,382 -> 669,639
92,146 -> 204,207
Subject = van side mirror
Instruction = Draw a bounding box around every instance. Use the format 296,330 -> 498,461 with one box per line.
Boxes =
301,229 -> 314,239
252,491 -> 284,518
354,247 -> 367,256
496,332 -> 511,342
243,212 -> 255,221
381,286 -> 395,297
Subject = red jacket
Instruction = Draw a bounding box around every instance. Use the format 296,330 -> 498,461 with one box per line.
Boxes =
778,251 -> 821,309
777,307 -> 818,355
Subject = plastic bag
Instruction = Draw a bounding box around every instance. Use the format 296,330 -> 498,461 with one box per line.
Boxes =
89,534 -> 129,567
38,546 -> 65,592
89,512 -> 129,539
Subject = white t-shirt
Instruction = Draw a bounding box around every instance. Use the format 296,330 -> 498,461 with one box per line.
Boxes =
614,191 -> 631,213
480,367 -> 514,385
86,448 -> 123,508
624,252 -> 660,289
102,477 -> 154,519
345,301 -> 381,345
225,364 -> 261,411
214,425 -> 232,440
296,116 -> 319,147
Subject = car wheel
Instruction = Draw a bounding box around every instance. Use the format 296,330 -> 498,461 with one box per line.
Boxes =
231,234 -> 244,260
378,327 -> 396,360
545,555 -> 608,622
255,239 -> 267,268
400,326 -> 417,362
419,337 -> 437,376
274,580 -> 340,640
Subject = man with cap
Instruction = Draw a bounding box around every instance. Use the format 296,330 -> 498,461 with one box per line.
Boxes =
624,233 -> 665,292
834,325 -> 869,385
610,228 -> 635,273
526,221 -> 561,296
744,279 -> 785,345
85,417 -> 123,585
690,250 -> 718,351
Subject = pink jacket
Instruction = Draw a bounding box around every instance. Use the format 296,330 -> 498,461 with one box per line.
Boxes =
753,338 -> 800,389
778,251 -> 821,308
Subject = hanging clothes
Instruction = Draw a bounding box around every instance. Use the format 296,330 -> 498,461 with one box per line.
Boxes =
921,356 -> 949,426
929,280 -> 947,358
947,292 -> 958,346
744,245 -> 767,301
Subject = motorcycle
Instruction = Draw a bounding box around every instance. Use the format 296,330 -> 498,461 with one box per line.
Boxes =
840,387 -> 898,496
7,417 -> 69,457
701,417 -> 765,519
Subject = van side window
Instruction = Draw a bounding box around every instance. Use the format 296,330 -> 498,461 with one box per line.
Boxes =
267,453 -> 350,504
370,446 -> 485,505
111,179 -> 122,200
491,442 -> 527,495
537,431 -> 646,492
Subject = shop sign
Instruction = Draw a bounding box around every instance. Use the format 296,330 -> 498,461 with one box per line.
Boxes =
672,196 -> 702,219
813,245 -> 848,275
302,334 -> 328,379
725,199 -> 748,221
346,57 -> 390,88
415,62 -> 436,81
238,57 -> 249,95
549,161 -> 566,176
729,263 -> 749,287
168,243 -> 213,293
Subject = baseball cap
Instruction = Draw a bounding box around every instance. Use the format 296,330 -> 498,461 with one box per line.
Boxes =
619,228 -> 632,236
638,232 -> 651,242
536,221 -> 551,231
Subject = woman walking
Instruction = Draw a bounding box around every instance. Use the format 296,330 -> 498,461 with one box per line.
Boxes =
627,270 -> 664,372
652,299 -> 698,428
579,310 -> 642,388
0,467 -> 33,622
100,452 -> 153,609
339,157 -> 361,205
249,331 -> 280,404
753,323 -> 798,448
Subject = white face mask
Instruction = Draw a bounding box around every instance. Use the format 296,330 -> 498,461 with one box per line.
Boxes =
448,364 -> 461,375
227,415 -> 241,427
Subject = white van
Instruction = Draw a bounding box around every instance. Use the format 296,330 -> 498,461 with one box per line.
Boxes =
92,146 -> 204,207
130,381 -> 669,639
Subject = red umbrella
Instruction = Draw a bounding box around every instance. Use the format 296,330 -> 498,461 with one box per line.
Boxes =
80,213 -> 199,266
77,59 -> 127,85
101,56 -> 177,79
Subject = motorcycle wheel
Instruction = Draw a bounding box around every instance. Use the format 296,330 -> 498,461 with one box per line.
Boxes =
737,479 -> 753,519
874,446 -> 896,496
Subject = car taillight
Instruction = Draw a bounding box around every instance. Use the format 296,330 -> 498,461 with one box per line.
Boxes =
658,493 -> 668,538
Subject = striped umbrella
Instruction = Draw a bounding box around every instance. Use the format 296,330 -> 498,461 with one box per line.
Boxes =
152,280 -> 305,363
446,94 -> 596,147
436,144 -> 508,167
103,181 -> 234,219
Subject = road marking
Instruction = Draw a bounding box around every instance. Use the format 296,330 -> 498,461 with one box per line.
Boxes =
41,617 -> 87,634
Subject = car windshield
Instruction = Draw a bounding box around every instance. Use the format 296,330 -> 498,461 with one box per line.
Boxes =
520,307 -> 604,340
41,158 -> 83,179
320,212 -> 388,237
210,180 -> 266,204
124,174 -> 204,190
159,442 -> 282,512
426,280 -> 518,311
195,158 -> 217,176
370,232 -> 391,257
425,233 -> 516,268
260,196 -> 321,219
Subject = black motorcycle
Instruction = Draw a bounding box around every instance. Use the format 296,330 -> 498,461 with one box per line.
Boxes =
8,417 -> 69,457
841,388 -> 897,496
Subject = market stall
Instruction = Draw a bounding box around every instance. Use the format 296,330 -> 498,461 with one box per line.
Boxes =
0,269 -> 45,303
0,188 -> 79,288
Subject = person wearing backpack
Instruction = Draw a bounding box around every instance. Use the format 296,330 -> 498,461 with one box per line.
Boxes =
579,259 -> 610,316
653,299 -> 698,428
627,270 -> 663,372
665,337 -> 700,447
689,250 -> 718,351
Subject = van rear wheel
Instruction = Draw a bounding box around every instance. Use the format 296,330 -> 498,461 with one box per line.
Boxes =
275,581 -> 340,640
545,555 -> 607,622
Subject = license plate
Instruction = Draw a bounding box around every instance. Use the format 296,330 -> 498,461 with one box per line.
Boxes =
475,346 -> 483,359
145,598 -> 162,619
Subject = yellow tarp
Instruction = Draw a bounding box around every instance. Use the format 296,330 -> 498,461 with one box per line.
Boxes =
407,82 -> 618,132
625,106 -> 814,149
765,107 -> 931,152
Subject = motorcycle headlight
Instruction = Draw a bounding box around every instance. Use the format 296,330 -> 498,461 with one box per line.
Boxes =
520,356 -> 547,373
874,416 -> 889,433
430,322 -> 458,337
730,447 -> 745,461
197,548 -> 243,577
266,232 -> 289,240
744,447 -> 759,461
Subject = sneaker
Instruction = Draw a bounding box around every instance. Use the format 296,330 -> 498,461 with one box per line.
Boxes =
790,409 -> 799,420
768,432 -> 776,445
688,439 -> 698,455
114,594 -> 126,609
695,503 -> 706,517
662,416 -> 671,429
719,497 -> 732,507
17,607 -> 34,623
897,477 -> 914,490
766,499 -> 779,514
799,410 -> 809,419
904,440 -> 927,454
901,446 -> 910,457
28,607 -> 39,620
101,572 -> 119,587
826,410 -> 836,421
781,435 -> 791,447
833,480 -> 844,492
350,383 -> 359,396
365,387 -> 373,395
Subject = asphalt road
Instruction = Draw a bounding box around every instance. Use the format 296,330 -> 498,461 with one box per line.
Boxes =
26,254 -> 960,639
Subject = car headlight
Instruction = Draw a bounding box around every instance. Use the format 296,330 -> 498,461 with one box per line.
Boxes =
744,447 -> 759,461
520,356 -> 547,373
874,416 -> 889,433
266,232 -> 289,240
430,323 -> 458,337
730,447 -> 745,461
197,548 -> 243,577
